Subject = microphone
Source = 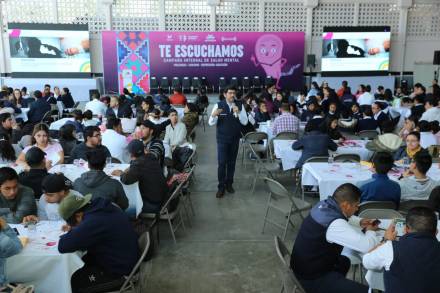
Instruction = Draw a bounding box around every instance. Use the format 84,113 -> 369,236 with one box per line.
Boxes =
232,102 -> 238,118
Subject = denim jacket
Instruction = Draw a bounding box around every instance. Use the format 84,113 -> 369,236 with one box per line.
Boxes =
0,224 -> 22,285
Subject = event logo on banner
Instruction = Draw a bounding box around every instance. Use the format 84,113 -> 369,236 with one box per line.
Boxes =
102,31 -> 305,94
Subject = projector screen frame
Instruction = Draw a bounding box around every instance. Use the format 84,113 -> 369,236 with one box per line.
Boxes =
321,26 -> 391,77
7,23 -> 92,78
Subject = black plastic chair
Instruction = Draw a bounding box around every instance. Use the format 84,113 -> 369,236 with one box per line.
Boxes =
252,76 -> 261,93
150,76 -> 159,94
191,77 -> 201,93
182,77 -> 191,94
265,76 -> 274,87
160,77 -> 170,94
201,77 -> 213,93
399,200 -> 434,215
218,77 -> 227,93
171,77 -> 181,91
242,76 -> 251,92
230,77 -> 239,90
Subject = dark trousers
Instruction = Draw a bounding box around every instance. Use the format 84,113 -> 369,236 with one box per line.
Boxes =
298,255 -> 368,293
217,140 -> 240,190
71,255 -> 125,293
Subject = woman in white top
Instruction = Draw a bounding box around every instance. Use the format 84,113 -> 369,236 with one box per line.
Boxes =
16,123 -> 64,168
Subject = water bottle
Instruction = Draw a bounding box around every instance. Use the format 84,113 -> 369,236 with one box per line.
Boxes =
328,154 -> 334,164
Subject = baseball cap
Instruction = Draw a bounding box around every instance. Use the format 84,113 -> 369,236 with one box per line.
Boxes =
42,174 -> 72,193
141,119 -> 156,129
25,147 -> 46,166
127,139 -> 145,157
58,193 -> 92,221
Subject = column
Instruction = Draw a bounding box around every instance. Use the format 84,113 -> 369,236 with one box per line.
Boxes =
303,0 -> 319,55
259,0 -> 265,32
206,0 -> 219,32
0,0 -> 7,75
98,0 -> 114,30
397,0 -> 412,75
158,0 -> 166,31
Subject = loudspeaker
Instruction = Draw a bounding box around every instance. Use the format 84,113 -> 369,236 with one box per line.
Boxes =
89,89 -> 100,101
307,54 -> 316,67
434,51 -> 440,65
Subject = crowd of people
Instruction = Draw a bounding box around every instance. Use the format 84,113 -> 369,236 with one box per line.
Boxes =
0,83 -> 204,292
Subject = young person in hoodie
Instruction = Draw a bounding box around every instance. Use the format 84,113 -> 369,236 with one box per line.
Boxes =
58,194 -> 139,293
73,149 -> 128,211
112,139 -> 169,214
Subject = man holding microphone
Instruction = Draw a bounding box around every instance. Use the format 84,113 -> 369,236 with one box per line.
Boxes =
209,86 -> 248,198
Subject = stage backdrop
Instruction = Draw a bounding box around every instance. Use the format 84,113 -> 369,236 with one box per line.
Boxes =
102,31 -> 305,94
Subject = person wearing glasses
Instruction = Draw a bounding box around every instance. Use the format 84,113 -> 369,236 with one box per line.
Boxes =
69,126 -> 111,163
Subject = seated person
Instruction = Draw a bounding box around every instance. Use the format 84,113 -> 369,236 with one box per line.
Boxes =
304,109 -> 325,133
300,100 -> 318,122
113,140 -> 169,214
272,103 -> 300,136
82,110 -> 100,127
38,174 -> 82,221
366,120 -> 402,153
325,117 -> 345,141
58,124 -> 78,157
0,113 -> 21,143
0,216 -> 22,288
254,101 -> 271,124
0,134 -> 16,164
372,102 -> 390,131
84,92 -> 107,117
356,108 -> 378,132
139,120 -> 165,167
73,149 -> 128,210
181,103 -> 199,137
58,194 -> 139,293
398,150 -> 438,201
358,152 -> 401,206
398,116 -> 417,141
169,88 -> 187,105
105,96 -> 133,118
363,207 -> 440,293
410,95 -> 425,120
17,123 -> 64,167
69,126 -> 111,163
64,109 -> 84,135
291,183 -> 379,293
350,103 -> 362,120
101,117 -> 130,163
18,147 -> 49,198
0,167 -> 36,223
292,122 -> 337,168
394,131 -> 423,161
325,102 -> 340,120
164,109 -> 187,151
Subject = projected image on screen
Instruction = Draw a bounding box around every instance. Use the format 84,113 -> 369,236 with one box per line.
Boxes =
321,27 -> 391,73
8,23 -> 91,77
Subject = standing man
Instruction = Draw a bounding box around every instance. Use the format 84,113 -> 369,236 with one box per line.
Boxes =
209,86 -> 248,198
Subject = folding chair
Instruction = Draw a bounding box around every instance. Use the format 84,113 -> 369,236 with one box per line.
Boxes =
160,77 -> 170,94
171,77 -> 181,91
357,130 -> 378,140
428,145 -> 440,163
179,166 -> 196,225
358,208 -> 403,219
358,201 -> 397,214
274,236 -> 306,293
200,106 -> 208,132
241,131 -> 269,165
150,76 -> 159,94
299,157 -> 329,200
249,144 -> 281,193
262,177 -> 311,240
218,77 -> 227,93
108,231 -> 150,293
242,76 -> 251,93
398,200 -> 434,216
252,76 -> 262,93
333,153 -> 361,163
182,77 -> 191,94
230,77 -> 239,90
191,77 -> 201,93
140,182 -> 186,244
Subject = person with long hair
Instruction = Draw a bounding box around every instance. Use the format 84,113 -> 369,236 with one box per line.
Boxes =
16,123 -> 64,167
58,124 -> 78,156
0,134 -> 16,164
325,117 -> 345,141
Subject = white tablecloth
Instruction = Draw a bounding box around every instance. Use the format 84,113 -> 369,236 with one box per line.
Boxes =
15,107 -> 30,122
50,164 -> 143,216
257,121 -> 306,141
302,162 -> 440,200
7,221 -> 84,293
365,219 -> 440,291
273,140 -> 374,171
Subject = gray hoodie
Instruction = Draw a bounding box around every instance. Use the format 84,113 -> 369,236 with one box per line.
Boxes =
73,170 -> 128,210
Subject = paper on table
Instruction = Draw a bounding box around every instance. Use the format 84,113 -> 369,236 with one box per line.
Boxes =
46,152 -> 60,165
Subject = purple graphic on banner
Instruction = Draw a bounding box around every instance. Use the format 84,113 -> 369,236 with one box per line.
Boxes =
103,31 -> 305,94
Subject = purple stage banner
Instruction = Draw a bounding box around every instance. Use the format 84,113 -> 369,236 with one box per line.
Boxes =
102,31 -> 305,94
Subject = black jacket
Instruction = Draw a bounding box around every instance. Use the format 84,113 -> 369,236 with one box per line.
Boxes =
57,94 -> 75,108
120,154 -> 169,205
28,98 -> 51,123
69,143 -> 111,163
18,169 -> 49,199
